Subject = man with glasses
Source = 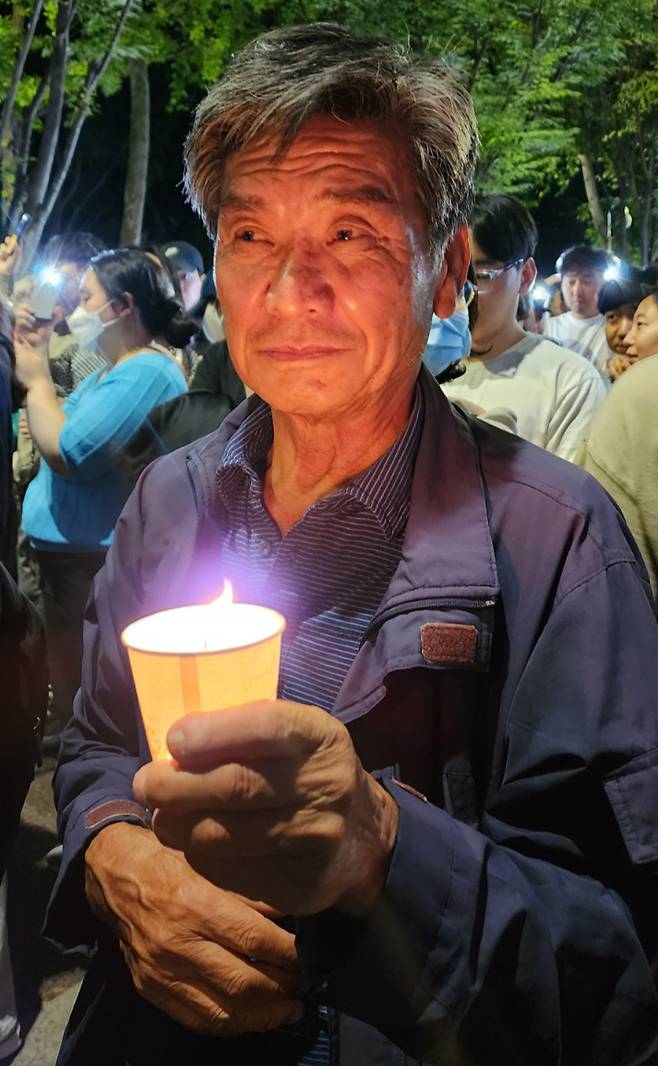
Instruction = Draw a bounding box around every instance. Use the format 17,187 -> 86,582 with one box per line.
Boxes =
443,194 -> 606,461
544,244 -> 612,376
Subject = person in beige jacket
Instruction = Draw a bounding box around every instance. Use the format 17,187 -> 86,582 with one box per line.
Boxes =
578,293 -> 658,598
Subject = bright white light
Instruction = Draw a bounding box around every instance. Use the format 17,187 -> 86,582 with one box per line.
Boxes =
532,283 -> 550,306
603,255 -> 623,282
39,267 -> 63,286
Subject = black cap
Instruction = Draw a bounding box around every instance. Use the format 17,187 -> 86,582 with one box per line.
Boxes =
162,240 -> 204,274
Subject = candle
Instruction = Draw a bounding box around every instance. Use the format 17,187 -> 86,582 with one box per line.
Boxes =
121,582 -> 286,761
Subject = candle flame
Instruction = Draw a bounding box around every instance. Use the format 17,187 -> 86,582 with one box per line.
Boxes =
210,579 -> 233,609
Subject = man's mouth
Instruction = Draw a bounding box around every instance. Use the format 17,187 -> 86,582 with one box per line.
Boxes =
259,345 -> 348,361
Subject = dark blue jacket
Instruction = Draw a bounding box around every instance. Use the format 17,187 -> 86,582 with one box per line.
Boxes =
47,369 -> 658,1065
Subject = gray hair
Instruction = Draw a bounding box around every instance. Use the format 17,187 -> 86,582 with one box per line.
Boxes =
184,23 -> 479,259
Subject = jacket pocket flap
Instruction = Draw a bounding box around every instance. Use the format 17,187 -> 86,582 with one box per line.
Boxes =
604,748 -> 658,866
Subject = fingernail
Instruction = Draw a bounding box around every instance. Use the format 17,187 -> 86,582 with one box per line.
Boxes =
167,728 -> 186,757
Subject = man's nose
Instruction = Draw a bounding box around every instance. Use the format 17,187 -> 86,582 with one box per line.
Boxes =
265,247 -> 334,316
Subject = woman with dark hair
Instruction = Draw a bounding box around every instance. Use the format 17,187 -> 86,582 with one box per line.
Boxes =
14,248 -> 189,746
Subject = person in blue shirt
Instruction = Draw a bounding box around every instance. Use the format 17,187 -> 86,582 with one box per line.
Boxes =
14,248 -> 189,747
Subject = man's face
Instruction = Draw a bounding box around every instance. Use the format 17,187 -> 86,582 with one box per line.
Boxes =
604,303 -> 638,355
55,259 -> 85,315
214,115 -> 465,418
469,232 -> 534,348
626,295 -> 658,360
561,269 -> 603,319
177,269 -> 203,311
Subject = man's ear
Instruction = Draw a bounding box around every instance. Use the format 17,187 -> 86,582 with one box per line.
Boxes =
519,257 -> 537,296
432,226 -> 470,319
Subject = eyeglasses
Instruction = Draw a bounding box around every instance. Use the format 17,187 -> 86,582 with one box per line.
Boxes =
463,280 -> 477,307
473,257 -> 526,290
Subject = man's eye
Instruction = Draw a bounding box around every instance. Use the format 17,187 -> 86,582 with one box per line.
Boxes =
237,230 -> 256,241
336,228 -> 354,241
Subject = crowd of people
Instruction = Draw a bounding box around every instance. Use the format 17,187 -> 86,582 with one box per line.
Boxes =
0,19 -> 657,1066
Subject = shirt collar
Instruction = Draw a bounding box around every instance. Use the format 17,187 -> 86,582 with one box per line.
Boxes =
216,382 -> 424,541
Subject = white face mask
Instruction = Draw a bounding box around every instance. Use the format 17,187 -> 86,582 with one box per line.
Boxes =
202,300 -> 225,343
67,300 -> 114,351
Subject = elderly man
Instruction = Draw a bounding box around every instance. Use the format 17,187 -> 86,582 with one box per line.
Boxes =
48,24 -> 658,1066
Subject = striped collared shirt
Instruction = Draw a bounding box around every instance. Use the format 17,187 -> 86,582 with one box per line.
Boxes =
216,384 -> 423,713
214,384 -> 423,1064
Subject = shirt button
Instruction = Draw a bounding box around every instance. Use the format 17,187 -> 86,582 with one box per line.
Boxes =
258,537 -> 273,558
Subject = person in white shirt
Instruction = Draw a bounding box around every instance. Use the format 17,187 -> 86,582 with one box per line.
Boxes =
543,245 -> 612,377
442,195 -> 607,462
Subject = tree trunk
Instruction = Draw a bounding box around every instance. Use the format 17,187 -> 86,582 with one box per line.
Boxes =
0,0 -> 45,212
24,0 -> 75,218
22,0 -> 136,265
8,71 -> 49,227
578,152 -> 606,244
639,190 -> 652,268
119,59 -> 150,245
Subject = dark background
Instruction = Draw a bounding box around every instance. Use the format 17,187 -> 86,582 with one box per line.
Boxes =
43,67 -> 587,281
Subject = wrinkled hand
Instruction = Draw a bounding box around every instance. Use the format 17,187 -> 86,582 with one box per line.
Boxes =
133,700 -> 399,917
608,353 -> 636,380
85,822 -> 303,1035
0,235 -> 22,278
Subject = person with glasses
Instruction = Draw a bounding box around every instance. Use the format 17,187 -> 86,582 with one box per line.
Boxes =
442,194 -> 607,461
543,244 -> 612,376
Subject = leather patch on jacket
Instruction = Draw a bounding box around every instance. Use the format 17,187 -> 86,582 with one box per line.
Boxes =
84,800 -> 150,830
420,622 -> 478,665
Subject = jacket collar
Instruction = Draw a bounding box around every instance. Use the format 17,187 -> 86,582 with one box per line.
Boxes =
189,367 -> 498,600
184,367 -> 500,720
380,365 -> 499,608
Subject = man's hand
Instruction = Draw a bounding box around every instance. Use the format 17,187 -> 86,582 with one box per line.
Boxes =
133,700 -> 399,916
608,353 -> 636,380
85,823 -> 303,1035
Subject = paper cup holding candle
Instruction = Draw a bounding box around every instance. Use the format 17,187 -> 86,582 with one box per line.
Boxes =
121,583 -> 286,761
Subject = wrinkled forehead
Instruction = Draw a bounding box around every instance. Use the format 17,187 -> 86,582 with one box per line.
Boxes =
219,115 -> 423,221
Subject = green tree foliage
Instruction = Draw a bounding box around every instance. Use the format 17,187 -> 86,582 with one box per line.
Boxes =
0,0 -> 137,257
2,0 -> 657,264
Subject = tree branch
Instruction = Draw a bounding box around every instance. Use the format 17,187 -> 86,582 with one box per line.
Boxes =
40,0 -> 137,226
9,69 -> 49,222
0,0 -> 46,151
25,0 -> 77,213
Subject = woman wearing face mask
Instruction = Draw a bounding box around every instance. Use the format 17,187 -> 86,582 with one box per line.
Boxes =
13,248 -> 189,748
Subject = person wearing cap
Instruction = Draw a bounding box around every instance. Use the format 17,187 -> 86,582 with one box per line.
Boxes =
162,240 -> 206,311
543,245 -> 612,377
598,276 -> 645,380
